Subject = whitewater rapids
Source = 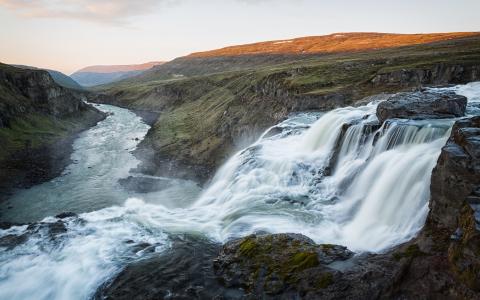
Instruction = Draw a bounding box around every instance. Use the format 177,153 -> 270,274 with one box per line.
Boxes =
0,82 -> 479,300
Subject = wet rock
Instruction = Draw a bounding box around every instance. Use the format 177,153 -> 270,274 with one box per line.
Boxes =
55,212 -> 78,219
376,90 -> 467,123
118,176 -> 171,193
0,222 -> 22,230
27,220 -> 67,238
95,235 -> 242,300
0,234 -> 28,250
213,233 -> 352,298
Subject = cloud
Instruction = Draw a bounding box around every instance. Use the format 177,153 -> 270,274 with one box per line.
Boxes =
0,0 -> 176,25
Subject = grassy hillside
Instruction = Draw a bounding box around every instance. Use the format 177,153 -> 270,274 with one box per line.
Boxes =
96,33 -> 480,181
188,32 -> 478,57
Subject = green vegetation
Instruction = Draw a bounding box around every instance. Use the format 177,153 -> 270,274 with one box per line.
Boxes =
0,113 -> 95,161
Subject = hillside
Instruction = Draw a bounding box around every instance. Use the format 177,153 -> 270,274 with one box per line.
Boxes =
0,63 -> 105,198
12,65 -> 83,90
71,62 -> 164,87
188,32 -> 478,57
95,32 -> 480,182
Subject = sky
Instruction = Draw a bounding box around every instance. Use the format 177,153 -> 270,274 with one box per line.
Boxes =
0,0 -> 479,74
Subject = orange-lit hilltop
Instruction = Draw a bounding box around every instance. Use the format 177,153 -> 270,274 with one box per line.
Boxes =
188,32 -> 479,57
75,61 -> 164,73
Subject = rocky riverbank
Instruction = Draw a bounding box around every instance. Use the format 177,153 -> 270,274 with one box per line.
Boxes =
0,64 -> 105,203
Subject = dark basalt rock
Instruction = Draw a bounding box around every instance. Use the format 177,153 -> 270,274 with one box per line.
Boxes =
118,176 -> 171,193
95,235 -> 243,300
376,90 -> 467,123
0,222 -> 23,230
429,116 -> 480,229
26,220 -> 68,238
425,116 -> 480,291
55,212 -> 78,219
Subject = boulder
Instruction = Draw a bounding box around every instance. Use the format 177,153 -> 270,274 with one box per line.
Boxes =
213,233 -> 352,297
94,235 -> 240,300
376,90 -> 467,123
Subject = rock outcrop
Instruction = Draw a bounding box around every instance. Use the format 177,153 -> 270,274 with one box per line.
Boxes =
376,90 -> 467,123
428,116 -> 480,291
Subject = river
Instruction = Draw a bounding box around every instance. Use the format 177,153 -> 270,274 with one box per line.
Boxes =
0,82 -> 479,299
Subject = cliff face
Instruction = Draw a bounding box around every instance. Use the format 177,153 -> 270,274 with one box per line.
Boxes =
0,64 -> 105,199
371,64 -> 480,88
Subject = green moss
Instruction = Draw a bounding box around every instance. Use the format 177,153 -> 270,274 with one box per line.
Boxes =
289,252 -> 319,271
239,238 -> 258,257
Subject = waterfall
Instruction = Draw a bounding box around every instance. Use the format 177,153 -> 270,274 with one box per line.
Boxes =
194,99 -> 453,252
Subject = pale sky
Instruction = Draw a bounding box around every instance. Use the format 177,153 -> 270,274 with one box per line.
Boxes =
0,0 -> 479,74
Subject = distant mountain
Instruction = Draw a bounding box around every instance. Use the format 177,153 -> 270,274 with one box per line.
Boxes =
12,65 -> 83,90
71,62 -> 164,87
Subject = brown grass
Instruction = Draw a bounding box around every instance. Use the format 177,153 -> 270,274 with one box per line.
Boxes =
188,32 -> 480,58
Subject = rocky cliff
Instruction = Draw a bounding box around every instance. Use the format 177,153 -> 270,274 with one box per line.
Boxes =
0,63 -> 105,201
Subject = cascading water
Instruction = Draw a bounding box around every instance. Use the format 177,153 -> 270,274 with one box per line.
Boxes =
0,82 -> 479,299
191,103 -> 453,251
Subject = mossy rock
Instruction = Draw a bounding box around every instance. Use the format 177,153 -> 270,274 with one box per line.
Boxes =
213,233 -> 353,296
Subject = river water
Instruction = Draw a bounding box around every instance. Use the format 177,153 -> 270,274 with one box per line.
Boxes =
0,82 -> 479,299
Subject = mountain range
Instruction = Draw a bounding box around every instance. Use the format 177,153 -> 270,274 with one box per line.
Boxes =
70,61 -> 164,87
